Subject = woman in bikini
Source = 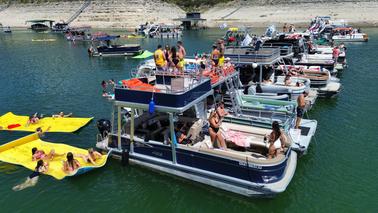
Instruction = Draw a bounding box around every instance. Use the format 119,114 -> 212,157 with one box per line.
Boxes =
266,121 -> 287,159
32,147 -> 62,161
75,148 -> 102,165
12,160 -> 48,191
63,152 -> 81,173
208,111 -> 227,150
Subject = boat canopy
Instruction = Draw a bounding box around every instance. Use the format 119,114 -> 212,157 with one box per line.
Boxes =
26,19 -> 54,24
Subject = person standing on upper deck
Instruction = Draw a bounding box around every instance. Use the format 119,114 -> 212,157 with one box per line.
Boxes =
154,45 -> 166,70
176,41 -> 186,71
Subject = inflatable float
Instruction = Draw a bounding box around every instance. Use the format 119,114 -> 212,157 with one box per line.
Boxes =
0,112 -> 93,133
0,133 -> 110,180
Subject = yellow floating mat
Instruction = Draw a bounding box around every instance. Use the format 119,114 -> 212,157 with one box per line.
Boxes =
0,112 -> 93,133
0,133 -> 110,180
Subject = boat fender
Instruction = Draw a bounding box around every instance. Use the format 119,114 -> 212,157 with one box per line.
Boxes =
121,149 -> 129,166
149,98 -> 155,114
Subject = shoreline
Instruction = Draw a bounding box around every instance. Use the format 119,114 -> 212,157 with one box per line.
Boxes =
1,1 -> 378,29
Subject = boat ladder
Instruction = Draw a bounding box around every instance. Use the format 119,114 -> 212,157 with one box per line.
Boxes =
225,74 -> 242,116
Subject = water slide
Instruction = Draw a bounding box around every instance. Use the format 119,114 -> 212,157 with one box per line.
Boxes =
65,0 -> 92,24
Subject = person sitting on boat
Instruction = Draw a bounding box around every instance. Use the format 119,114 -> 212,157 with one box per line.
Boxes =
284,75 -> 292,86
75,148 -> 102,165
216,102 -> 228,119
211,45 -> 220,67
208,111 -> 227,150
12,160 -> 48,191
154,45 -> 166,71
63,152 -> 81,173
176,131 -> 191,145
32,147 -> 62,161
295,91 -> 308,129
52,112 -> 72,118
266,121 -> 287,159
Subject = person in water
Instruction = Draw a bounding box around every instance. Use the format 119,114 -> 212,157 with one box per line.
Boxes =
295,91 -> 308,129
36,126 -> 51,138
208,111 -> 227,150
12,160 -> 48,191
266,121 -> 287,159
52,112 -> 72,118
63,152 -> 81,173
75,148 -> 102,165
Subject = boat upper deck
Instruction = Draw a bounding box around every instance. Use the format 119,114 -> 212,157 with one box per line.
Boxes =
224,47 -> 282,65
114,76 -> 213,113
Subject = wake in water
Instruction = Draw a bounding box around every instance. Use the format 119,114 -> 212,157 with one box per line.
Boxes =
12,177 -> 39,191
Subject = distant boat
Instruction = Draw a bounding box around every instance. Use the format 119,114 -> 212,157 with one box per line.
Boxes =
3,26 -> 11,33
89,35 -> 143,57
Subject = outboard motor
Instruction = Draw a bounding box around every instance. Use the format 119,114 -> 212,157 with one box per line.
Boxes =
97,119 -> 111,139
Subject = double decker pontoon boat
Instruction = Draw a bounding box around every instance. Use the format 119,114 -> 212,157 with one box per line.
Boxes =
96,74 -> 297,197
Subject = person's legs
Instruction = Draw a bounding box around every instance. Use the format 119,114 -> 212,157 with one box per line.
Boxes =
295,116 -> 301,129
209,128 -> 217,147
268,144 -> 276,159
216,132 -> 227,150
12,177 -> 39,191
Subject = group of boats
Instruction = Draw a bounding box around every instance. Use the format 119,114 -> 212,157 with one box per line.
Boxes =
94,17 -> 364,197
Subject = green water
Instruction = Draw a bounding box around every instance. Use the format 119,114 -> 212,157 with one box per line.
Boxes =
0,28 -> 377,212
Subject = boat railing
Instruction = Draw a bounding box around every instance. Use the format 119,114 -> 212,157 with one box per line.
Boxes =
262,42 -> 293,56
224,46 -> 281,65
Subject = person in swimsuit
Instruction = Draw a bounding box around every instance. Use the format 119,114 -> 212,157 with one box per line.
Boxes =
164,45 -> 171,65
36,126 -> 51,138
63,152 -> 81,173
177,41 -> 186,71
266,121 -> 286,159
26,113 -> 43,126
208,111 -> 227,150
12,160 -> 48,191
75,148 -> 102,165
32,147 -> 62,161
216,102 -> 228,119
52,112 -> 72,118
170,46 -> 180,70
210,45 -> 220,66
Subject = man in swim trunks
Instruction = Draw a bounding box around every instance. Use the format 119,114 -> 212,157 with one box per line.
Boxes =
176,41 -> 186,70
295,91 -> 308,129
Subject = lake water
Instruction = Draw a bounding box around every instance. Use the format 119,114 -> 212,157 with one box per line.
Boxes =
0,28 -> 377,212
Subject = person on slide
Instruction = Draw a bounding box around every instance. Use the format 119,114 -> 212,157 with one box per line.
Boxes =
63,152 -> 81,173
12,160 -> 48,191
32,147 -> 63,161
75,148 -> 102,165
